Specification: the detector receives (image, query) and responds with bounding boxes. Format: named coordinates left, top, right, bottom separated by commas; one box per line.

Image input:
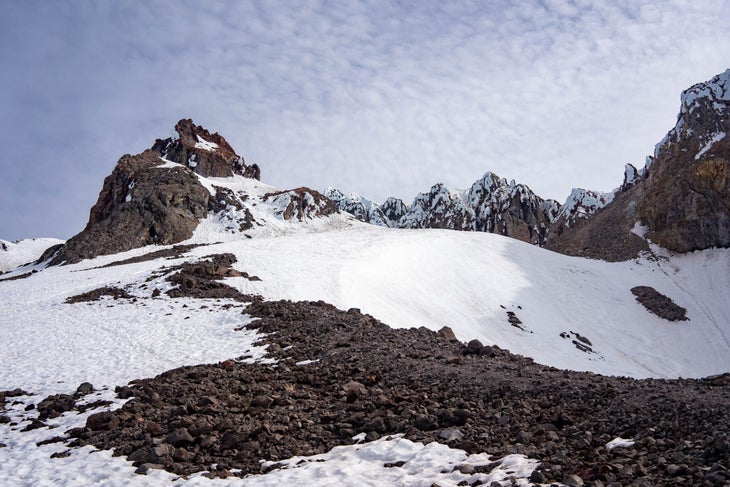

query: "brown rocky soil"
left=58, top=299, right=729, bottom=486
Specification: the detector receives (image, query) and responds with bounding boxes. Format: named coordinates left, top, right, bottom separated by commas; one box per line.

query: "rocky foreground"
left=15, top=298, right=721, bottom=486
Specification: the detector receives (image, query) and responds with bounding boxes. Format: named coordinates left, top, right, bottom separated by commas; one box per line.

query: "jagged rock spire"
left=152, top=119, right=260, bottom=180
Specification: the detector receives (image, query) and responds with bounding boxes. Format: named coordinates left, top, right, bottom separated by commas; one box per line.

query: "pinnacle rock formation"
left=327, top=173, right=561, bottom=246
left=152, top=119, right=260, bottom=179
left=50, top=120, right=262, bottom=265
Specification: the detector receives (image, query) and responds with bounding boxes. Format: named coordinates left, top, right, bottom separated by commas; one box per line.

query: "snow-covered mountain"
left=2, top=70, right=730, bottom=486
left=327, top=173, right=562, bottom=245
left=0, top=238, right=64, bottom=273
left=328, top=70, right=730, bottom=260
left=549, top=69, right=730, bottom=259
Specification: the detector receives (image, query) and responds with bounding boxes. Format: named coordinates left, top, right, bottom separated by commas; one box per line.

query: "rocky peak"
left=620, top=163, right=641, bottom=191
left=381, top=197, right=408, bottom=224
left=327, top=171, right=561, bottom=245
left=151, top=119, right=260, bottom=180
left=324, top=188, right=389, bottom=227
left=555, top=188, right=615, bottom=228
left=549, top=69, right=730, bottom=259
left=401, top=184, right=474, bottom=230
left=264, top=187, right=339, bottom=222
left=654, top=69, right=730, bottom=160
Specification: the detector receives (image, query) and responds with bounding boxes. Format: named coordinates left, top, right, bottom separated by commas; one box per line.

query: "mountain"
left=1, top=72, right=729, bottom=486
left=329, top=70, right=730, bottom=261
left=548, top=69, right=730, bottom=259
left=49, top=119, right=337, bottom=265
left=327, top=173, right=562, bottom=245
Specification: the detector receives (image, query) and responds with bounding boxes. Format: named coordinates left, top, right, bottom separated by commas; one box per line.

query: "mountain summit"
left=549, top=69, right=730, bottom=258
left=151, top=119, right=260, bottom=180
left=50, top=120, right=263, bottom=265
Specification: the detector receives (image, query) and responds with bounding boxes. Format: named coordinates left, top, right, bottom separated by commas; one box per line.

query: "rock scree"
left=64, top=299, right=729, bottom=485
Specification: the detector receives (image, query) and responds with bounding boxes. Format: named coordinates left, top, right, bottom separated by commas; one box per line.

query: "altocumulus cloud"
left=1, top=0, right=729, bottom=239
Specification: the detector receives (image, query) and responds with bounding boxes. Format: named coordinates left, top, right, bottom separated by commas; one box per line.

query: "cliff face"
left=51, top=149, right=213, bottom=265
left=635, top=70, right=730, bottom=252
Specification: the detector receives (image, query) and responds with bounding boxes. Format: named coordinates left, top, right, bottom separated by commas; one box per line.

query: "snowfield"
left=0, top=238, right=64, bottom=273
left=1, top=174, right=728, bottom=486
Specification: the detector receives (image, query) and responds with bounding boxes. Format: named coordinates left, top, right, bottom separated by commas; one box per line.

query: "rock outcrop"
left=51, top=120, right=265, bottom=265
left=151, top=119, right=260, bottom=179
left=264, top=187, right=339, bottom=222
left=636, top=69, right=730, bottom=252
left=50, top=150, right=213, bottom=265
left=549, top=69, right=730, bottom=258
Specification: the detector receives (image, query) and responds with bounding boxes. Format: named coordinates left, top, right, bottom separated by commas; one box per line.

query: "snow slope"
left=188, top=222, right=729, bottom=379
left=0, top=238, right=64, bottom=273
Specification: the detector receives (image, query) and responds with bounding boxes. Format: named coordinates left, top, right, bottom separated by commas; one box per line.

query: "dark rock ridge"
left=52, top=119, right=266, bottom=265
left=327, top=173, right=562, bottom=246
left=64, top=299, right=730, bottom=485
left=50, top=149, right=214, bottom=265
left=549, top=69, right=730, bottom=258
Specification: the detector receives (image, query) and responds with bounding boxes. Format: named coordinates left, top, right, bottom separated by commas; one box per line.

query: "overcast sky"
left=1, top=0, right=729, bottom=240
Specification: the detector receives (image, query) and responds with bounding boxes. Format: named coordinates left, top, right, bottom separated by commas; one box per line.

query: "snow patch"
left=695, top=132, right=726, bottom=160
left=195, top=134, right=219, bottom=152
left=0, top=238, right=64, bottom=273
left=631, top=221, right=649, bottom=239
left=606, top=437, right=635, bottom=450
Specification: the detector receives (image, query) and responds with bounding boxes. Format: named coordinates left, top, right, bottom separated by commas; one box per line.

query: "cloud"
left=1, top=0, right=729, bottom=239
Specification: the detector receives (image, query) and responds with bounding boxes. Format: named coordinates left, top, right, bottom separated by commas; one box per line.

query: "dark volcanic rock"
left=631, top=286, right=689, bottom=321
left=163, top=253, right=261, bottom=302
left=65, top=286, right=133, bottom=304
left=50, top=120, right=262, bottom=265
left=50, top=150, right=211, bottom=265
left=69, top=300, right=730, bottom=484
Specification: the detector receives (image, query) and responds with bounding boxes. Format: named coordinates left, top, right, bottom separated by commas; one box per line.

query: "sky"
left=1, top=0, right=729, bottom=240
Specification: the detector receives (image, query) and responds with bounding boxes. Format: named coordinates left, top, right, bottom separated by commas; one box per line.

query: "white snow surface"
left=695, top=131, right=726, bottom=160
left=0, top=238, right=64, bottom=272
left=606, top=437, right=636, bottom=451
left=194, top=134, right=219, bottom=151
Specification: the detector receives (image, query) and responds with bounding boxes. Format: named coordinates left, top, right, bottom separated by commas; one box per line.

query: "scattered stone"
left=75, top=382, right=94, bottom=397
left=64, top=299, right=730, bottom=483
left=465, top=339, right=483, bottom=355
left=563, top=473, right=585, bottom=486
left=437, top=326, right=457, bottom=341
left=439, top=429, right=464, bottom=442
